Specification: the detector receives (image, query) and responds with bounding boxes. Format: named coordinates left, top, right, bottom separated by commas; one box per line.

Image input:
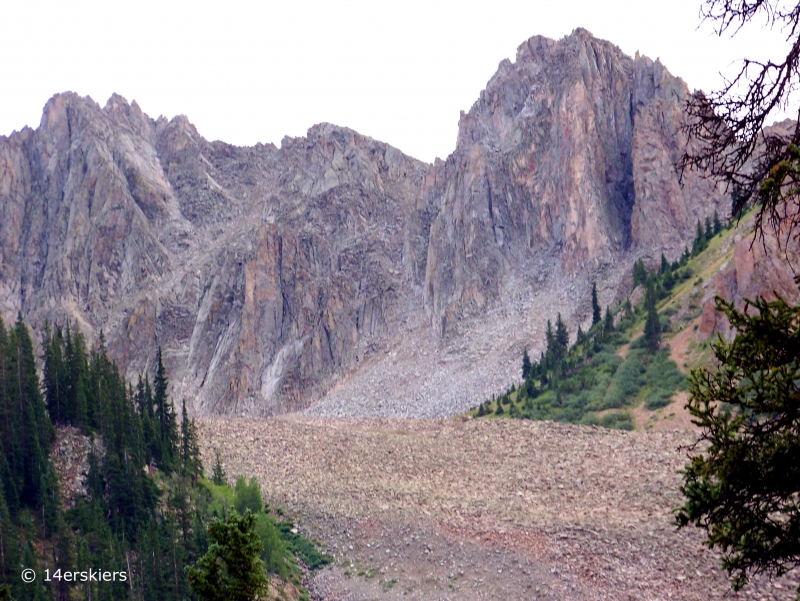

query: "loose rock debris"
left=198, top=417, right=798, bottom=600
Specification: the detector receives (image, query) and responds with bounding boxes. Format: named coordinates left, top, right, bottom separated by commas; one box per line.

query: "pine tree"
left=632, top=260, right=648, bottom=288
left=676, top=292, right=800, bottom=593
left=643, top=282, right=661, bottom=352
left=64, top=323, right=89, bottom=429
left=544, top=320, right=555, bottom=369
left=554, top=314, right=569, bottom=357
left=212, top=450, right=227, bottom=486
left=692, top=220, right=706, bottom=255
left=42, top=323, right=66, bottom=425
left=521, top=348, right=532, bottom=380
left=705, top=216, right=713, bottom=239
left=713, top=210, right=722, bottom=235
left=591, top=283, right=602, bottom=326
left=181, top=400, right=203, bottom=481
left=660, top=253, right=669, bottom=274
left=153, top=348, right=179, bottom=472
left=604, top=306, right=614, bottom=332
left=6, top=314, right=55, bottom=508
left=186, top=511, right=268, bottom=601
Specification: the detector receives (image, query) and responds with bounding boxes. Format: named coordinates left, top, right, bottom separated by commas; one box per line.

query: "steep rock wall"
left=422, top=30, right=723, bottom=333
left=0, top=29, right=728, bottom=415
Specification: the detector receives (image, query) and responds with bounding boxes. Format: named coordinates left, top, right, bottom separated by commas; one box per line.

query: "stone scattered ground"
left=199, top=416, right=798, bottom=600
left=52, top=426, right=103, bottom=509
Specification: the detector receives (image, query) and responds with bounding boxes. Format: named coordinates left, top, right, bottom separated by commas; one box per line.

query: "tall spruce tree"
left=6, top=314, right=55, bottom=508
left=153, top=348, right=179, bottom=472
left=42, top=323, right=66, bottom=425
left=591, top=283, right=602, bottom=325
left=643, top=282, right=661, bottom=352
left=521, top=348, right=532, bottom=380
left=180, top=399, right=203, bottom=481
left=554, top=314, right=569, bottom=357
left=632, top=260, right=648, bottom=287
left=212, top=450, right=227, bottom=486
left=64, top=323, right=89, bottom=429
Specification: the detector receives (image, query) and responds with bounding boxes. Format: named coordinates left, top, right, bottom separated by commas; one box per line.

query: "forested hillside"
left=0, top=317, right=326, bottom=601
left=469, top=214, right=731, bottom=429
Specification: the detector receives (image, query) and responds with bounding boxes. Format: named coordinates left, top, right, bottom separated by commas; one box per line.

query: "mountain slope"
left=462, top=209, right=800, bottom=430
left=0, top=29, right=725, bottom=416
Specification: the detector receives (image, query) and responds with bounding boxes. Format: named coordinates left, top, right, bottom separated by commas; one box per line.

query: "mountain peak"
left=1, top=31, right=724, bottom=417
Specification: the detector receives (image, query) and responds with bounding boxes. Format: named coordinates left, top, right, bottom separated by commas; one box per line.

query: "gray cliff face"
left=422, top=30, right=723, bottom=332
left=0, top=92, right=428, bottom=415
left=0, top=30, right=723, bottom=415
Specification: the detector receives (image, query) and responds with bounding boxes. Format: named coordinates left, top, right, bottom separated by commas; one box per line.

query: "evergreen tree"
left=136, top=375, right=158, bottom=466
left=186, top=511, right=268, bottom=601
left=212, top=450, right=227, bottom=486
left=643, top=282, right=661, bottom=352
left=604, top=306, right=614, bottom=332
left=5, top=314, right=55, bottom=508
left=632, top=260, right=648, bottom=288
left=521, top=348, right=532, bottom=380
left=42, top=323, right=66, bottom=425
left=544, top=320, right=555, bottom=368
left=676, top=292, right=800, bottom=593
left=64, top=323, right=89, bottom=429
left=692, top=220, right=706, bottom=255
left=153, top=348, right=179, bottom=472
left=705, top=216, right=713, bottom=239
left=713, top=210, right=722, bottom=234
left=591, top=282, right=602, bottom=325
left=660, top=253, right=669, bottom=274
left=181, top=400, right=203, bottom=481
left=554, top=314, right=569, bottom=357
left=663, top=268, right=676, bottom=291
left=576, top=325, right=585, bottom=345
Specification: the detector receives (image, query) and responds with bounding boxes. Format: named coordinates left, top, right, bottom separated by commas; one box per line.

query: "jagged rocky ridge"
left=0, top=29, right=726, bottom=416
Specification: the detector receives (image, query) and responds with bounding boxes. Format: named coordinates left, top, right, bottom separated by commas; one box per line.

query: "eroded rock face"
left=0, top=30, right=728, bottom=415
left=421, top=29, right=724, bottom=332
left=699, top=227, right=800, bottom=340
left=0, top=92, right=428, bottom=414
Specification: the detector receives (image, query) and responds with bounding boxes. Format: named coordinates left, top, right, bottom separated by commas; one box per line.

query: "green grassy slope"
left=466, top=212, right=749, bottom=430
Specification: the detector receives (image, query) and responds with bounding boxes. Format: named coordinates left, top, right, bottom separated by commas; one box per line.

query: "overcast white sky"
left=0, top=0, right=793, bottom=163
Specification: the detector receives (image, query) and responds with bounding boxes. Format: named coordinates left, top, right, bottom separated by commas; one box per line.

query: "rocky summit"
left=0, top=29, right=725, bottom=417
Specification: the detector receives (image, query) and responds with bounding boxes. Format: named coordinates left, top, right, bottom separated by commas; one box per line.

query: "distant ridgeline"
left=470, top=214, right=727, bottom=429
left=0, top=316, right=328, bottom=601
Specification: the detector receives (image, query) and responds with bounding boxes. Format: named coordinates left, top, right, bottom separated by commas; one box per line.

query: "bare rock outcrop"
left=699, top=227, right=800, bottom=340
left=1, top=30, right=730, bottom=416
left=1, top=93, right=428, bottom=415
left=422, top=29, right=723, bottom=333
